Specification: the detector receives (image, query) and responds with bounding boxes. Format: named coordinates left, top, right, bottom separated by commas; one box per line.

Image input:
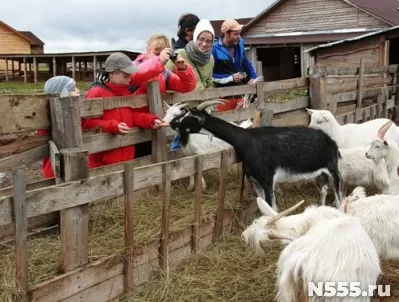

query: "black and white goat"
left=163, top=101, right=253, bottom=191
left=168, top=100, right=343, bottom=210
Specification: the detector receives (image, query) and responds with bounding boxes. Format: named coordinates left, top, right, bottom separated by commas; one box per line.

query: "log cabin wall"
left=243, top=0, right=390, bottom=36
left=314, top=36, right=383, bottom=68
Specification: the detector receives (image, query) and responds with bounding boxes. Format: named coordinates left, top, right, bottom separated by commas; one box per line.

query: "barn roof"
left=18, top=31, right=45, bottom=46
left=304, top=24, right=399, bottom=53
left=0, top=20, right=45, bottom=46
left=241, top=0, right=399, bottom=34
left=344, top=0, right=399, bottom=26
left=209, top=17, right=253, bottom=38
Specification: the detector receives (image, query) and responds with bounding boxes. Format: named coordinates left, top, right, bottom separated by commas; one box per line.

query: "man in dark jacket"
left=173, top=13, right=200, bottom=50
left=211, top=19, right=257, bottom=111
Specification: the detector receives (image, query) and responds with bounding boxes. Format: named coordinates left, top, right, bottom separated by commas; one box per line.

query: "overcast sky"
left=2, top=0, right=275, bottom=53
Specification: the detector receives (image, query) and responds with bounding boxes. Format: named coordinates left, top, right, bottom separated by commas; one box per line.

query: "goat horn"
left=266, top=199, right=305, bottom=225
left=172, top=102, right=181, bottom=107
left=377, top=120, right=394, bottom=140
left=163, top=101, right=171, bottom=108
left=196, top=99, right=226, bottom=111
left=176, top=103, right=189, bottom=109
left=268, top=231, right=296, bottom=241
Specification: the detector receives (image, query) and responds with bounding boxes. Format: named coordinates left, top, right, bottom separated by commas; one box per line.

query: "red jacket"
left=131, top=53, right=197, bottom=113
left=39, top=81, right=160, bottom=179
left=82, top=81, right=159, bottom=168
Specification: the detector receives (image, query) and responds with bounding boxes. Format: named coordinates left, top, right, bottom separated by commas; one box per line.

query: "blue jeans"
left=170, top=135, right=181, bottom=151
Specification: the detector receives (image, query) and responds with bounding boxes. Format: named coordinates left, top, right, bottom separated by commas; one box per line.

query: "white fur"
left=306, top=108, right=396, bottom=148
left=340, top=186, right=399, bottom=260
left=316, top=147, right=390, bottom=204
left=163, top=102, right=253, bottom=191
left=366, top=137, right=399, bottom=194
left=242, top=197, right=381, bottom=302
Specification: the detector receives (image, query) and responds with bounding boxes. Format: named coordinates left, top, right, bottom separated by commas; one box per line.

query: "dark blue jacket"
left=211, top=37, right=257, bottom=87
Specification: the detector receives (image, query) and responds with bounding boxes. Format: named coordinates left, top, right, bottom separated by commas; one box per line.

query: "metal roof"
left=304, top=25, right=399, bottom=53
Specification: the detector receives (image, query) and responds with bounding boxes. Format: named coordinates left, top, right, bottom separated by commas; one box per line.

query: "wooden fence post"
left=49, top=96, right=90, bottom=273
left=147, top=80, right=168, bottom=164
left=192, top=156, right=204, bottom=253
left=213, top=150, right=229, bottom=242
left=309, top=66, right=328, bottom=110
left=159, top=162, right=172, bottom=273
left=147, top=80, right=168, bottom=191
left=12, top=168, right=28, bottom=302
left=355, top=58, right=365, bottom=122
left=123, top=162, right=135, bottom=291
left=394, top=67, right=399, bottom=124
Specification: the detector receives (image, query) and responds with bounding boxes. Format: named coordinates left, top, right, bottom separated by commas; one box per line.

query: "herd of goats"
left=162, top=99, right=399, bottom=301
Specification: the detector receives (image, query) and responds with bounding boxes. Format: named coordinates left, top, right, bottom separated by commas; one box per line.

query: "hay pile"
left=0, top=165, right=253, bottom=299
left=120, top=232, right=399, bottom=302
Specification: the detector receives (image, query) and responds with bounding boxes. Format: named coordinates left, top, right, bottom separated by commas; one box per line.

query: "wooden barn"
left=239, top=0, right=399, bottom=81
left=305, top=25, right=399, bottom=68
left=0, top=20, right=45, bottom=77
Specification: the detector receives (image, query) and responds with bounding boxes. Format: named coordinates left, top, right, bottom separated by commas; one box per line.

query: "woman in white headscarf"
left=166, top=19, right=215, bottom=151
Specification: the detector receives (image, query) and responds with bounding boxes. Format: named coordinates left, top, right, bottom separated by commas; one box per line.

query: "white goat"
left=365, top=120, right=399, bottom=194
left=163, top=101, right=253, bottom=191
left=306, top=108, right=397, bottom=148
left=242, top=198, right=381, bottom=302
left=340, top=186, right=399, bottom=260
left=315, top=146, right=390, bottom=204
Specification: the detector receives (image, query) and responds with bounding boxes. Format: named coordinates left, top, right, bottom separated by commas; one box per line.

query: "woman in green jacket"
left=166, top=19, right=215, bottom=150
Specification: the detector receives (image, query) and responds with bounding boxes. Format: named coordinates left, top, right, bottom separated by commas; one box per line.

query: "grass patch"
left=0, top=81, right=91, bottom=95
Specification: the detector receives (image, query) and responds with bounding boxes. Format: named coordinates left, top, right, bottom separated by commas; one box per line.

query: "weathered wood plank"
left=0, top=134, right=49, bottom=156
left=262, top=77, right=308, bottom=92
left=0, top=148, right=238, bottom=226
left=192, top=156, right=203, bottom=252
left=328, top=86, right=395, bottom=104
left=123, top=162, right=135, bottom=291
left=0, top=94, right=52, bottom=134
left=327, top=76, right=392, bottom=94
left=0, top=145, right=48, bottom=172
left=80, top=105, right=257, bottom=154
left=310, top=67, right=328, bottom=110
left=213, top=150, right=228, bottom=242
left=60, top=149, right=90, bottom=273
left=48, top=140, right=60, bottom=180
left=12, top=168, right=29, bottom=302
left=27, top=212, right=238, bottom=302
left=264, top=97, right=309, bottom=113
left=159, top=162, right=171, bottom=271
left=311, top=65, right=398, bottom=76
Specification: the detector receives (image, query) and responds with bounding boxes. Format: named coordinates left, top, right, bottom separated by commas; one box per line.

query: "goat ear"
left=306, top=108, right=314, bottom=115
left=256, top=197, right=278, bottom=217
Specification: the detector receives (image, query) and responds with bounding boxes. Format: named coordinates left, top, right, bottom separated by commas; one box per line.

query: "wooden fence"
left=0, top=63, right=397, bottom=301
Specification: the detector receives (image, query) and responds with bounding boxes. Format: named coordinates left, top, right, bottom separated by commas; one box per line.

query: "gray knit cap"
left=44, top=76, right=76, bottom=98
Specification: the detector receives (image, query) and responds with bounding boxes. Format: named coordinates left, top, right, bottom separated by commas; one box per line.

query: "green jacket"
left=166, top=49, right=214, bottom=91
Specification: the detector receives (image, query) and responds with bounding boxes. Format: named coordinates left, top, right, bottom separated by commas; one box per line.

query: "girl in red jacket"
left=83, top=52, right=167, bottom=169
left=39, top=76, right=81, bottom=179
left=131, top=33, right=197, bottom=157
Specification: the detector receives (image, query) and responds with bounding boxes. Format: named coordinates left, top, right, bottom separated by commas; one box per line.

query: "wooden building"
left=0, top=20, right=45, bottom=76
left=0, top=50, right=141, bottom=83
left=305, top=25, right=399, bottom=68
left=239, top=0, right=399, bottom=81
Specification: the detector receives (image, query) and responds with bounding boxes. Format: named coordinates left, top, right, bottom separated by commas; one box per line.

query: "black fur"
left=170, top=108, right=342, bottom=208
